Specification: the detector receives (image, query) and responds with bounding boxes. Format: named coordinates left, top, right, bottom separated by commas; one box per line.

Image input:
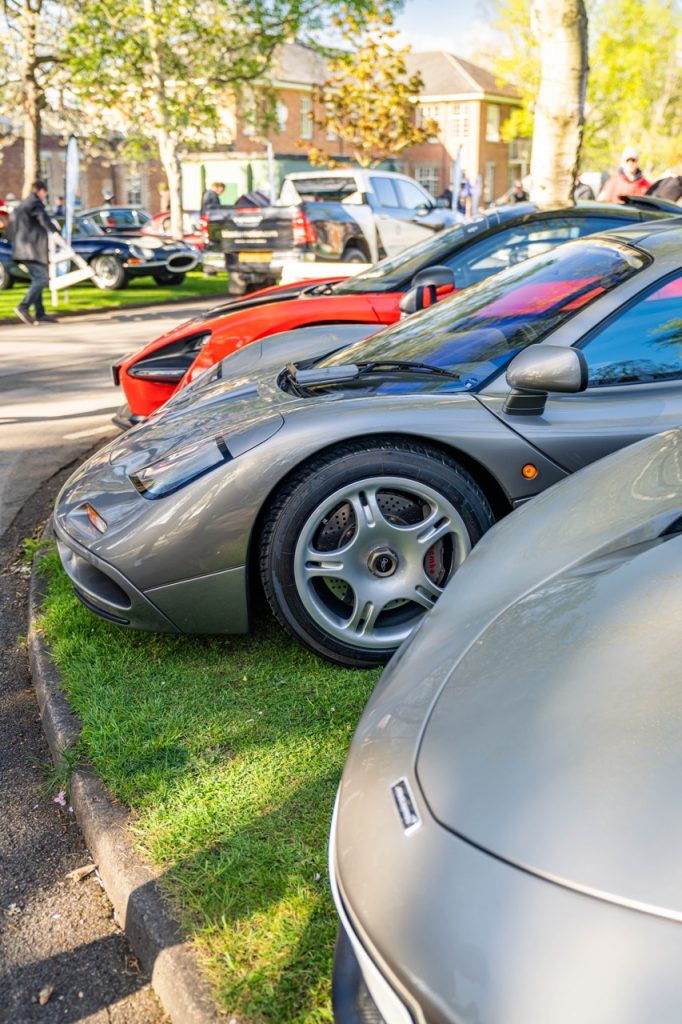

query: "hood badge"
left=391, top=778, right=422, bottom=834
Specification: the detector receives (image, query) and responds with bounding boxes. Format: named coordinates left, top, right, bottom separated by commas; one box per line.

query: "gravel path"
left=0, top=461, right=167, bottom=1024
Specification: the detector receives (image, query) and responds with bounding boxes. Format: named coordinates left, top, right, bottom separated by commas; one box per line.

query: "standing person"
left=573, top=176, right=595, bottom=200
left=598, top=147, right=650, bottom=203
left=456, top=177, right=472, bottom=219
left=54, top=196, right=65, bottom=217
left=510, top=179, right=529, bottom=202
left=9, top=179, right=61, bottom=326
left=201, top=181, right=225, bottom=213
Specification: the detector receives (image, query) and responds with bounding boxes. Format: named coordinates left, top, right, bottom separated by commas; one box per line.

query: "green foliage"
left=493, top=0, right=682, bottom=173
left=39, top=551, right=380, bottom=1021
left=308, top=1, right=436, bottom=168
left=494, top=0, right=538, bottom=142
left=584, top=0, right=682, bottom=170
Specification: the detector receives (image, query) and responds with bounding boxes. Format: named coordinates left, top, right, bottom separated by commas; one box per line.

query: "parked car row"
left=53, top=198, right=682, bottom=1023
left=0, top=208, right=199, bottom=291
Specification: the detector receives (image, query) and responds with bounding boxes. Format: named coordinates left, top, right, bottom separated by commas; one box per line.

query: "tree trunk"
left=142, top=0, right=183, bottom=238
left=21, top=1, right=42, bottom=196
left=529, top=0, right=588, bottom=205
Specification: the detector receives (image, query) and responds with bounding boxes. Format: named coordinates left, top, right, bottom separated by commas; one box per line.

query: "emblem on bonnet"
left=391, top=778, right=422, bottom=834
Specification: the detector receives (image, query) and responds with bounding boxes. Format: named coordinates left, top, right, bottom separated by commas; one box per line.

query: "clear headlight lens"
left=130, top=435, right=231, bottom=498
left=129, top=244, right=155, bottom=260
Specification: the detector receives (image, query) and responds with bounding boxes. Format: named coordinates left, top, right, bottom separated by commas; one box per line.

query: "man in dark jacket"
left=200, top=181, right=225, bottom=213
left=10, top=180, right=61, bottom=325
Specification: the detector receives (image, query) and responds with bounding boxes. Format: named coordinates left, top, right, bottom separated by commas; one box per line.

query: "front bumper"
left=330, top=800, right=416, bottom=1024
left=54, top=517, right=249, bottom=635
left=124, top=252, right=199, bottom=274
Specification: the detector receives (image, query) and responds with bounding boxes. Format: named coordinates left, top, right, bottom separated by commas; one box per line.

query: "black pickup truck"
left=204, top=169, right=456, bottom=294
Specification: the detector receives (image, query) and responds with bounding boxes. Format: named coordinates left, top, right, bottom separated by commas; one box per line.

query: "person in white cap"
left=598, top=146, right=650, bottom=203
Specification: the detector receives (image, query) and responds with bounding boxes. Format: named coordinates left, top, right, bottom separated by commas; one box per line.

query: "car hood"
left=411, top=430, right=682, bottom=918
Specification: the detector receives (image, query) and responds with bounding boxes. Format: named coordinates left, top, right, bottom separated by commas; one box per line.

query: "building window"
left=415, top=164, right=440, bottom=196
left=300, top=95, right=313, bottom=140
left=486, top=104, right=500, bottom=143
left=447, top=103, right=471, bottom=142
left=276, top=100, right=289, bottom=133
left=418, top=103, right=443, bottom=143
left=125, top=169, right=143, bottom=206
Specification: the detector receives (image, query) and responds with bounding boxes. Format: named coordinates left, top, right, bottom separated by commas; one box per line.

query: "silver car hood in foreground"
left=334, top=430, right=682, bottom=1024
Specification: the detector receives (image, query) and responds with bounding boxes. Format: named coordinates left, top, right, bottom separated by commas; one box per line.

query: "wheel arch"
left=245, top=431, right=513, bottom=612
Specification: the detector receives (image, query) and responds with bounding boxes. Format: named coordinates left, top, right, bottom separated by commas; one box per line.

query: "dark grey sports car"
left=54, top=220, right=682, bottom=666
left=330, top=427, right=682, bottom=1024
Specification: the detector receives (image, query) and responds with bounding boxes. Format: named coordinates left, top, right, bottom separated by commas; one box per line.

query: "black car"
left=0, top=215, right=199, bottom=291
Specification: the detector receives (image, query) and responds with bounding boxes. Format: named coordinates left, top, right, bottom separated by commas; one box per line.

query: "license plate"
left=238, top=251, right=272, bottom=264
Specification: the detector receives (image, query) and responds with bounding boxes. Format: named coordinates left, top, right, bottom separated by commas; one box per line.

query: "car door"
left=445, top=215, right=631, bottom=290
left=487, top=272, right=682, bottom=473
left=368, top=176, right=405, bottom=256
left=393, top=178, right=445, bottom=247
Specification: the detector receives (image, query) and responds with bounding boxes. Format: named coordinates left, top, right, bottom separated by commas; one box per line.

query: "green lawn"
left=38, top=550, right=379, bottom=1023
left=0, top=270, right=228, bottom=321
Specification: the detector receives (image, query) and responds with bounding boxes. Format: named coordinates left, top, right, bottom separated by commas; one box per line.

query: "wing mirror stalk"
left=503, top=346, right=588, bottom=416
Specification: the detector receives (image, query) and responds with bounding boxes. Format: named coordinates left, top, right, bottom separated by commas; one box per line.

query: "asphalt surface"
left=0, top=300, right=216, bottom=1023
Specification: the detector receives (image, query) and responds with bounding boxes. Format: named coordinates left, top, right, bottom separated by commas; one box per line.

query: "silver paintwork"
left=332, top=429, right=682, bottom=1024
left=505, top=343, right=587, bottom=393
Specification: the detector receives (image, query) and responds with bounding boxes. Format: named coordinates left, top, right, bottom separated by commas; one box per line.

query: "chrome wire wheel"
left=292, top=476, right=471, bottom=652
left=91, top=254, right=126, bottom=289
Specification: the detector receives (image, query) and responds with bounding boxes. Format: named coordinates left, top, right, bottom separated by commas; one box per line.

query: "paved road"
left=0, top=301, right=212, bottom=1023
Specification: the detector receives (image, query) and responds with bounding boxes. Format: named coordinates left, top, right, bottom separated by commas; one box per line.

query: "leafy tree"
left=307, top=2, right=436, bottom=168
left=585, top=0, right=682, bottom=170
left=494, top=0, right=682, bottom=176
left=0, top=0, right=69, bottom=195
left=65, top=0, right=380, bottom=237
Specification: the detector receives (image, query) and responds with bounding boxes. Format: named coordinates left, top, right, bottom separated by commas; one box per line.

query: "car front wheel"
left=260, top=440, right=495, bottom=668
left=91, top=255, right=128, bottom=290
left=153, top=269, right=186, bottom=286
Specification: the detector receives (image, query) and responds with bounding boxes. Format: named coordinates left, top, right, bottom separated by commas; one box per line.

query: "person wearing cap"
left=598, top=147, right=650, bottom=203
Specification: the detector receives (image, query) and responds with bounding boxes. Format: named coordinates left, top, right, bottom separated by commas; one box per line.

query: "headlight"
left=129, top=244, right=155, bottom=261
left=130, top=435, right=231, bottom=498
left=127, top=331, right=211, bottom=383
left=128, top=417, right=283, bottom=499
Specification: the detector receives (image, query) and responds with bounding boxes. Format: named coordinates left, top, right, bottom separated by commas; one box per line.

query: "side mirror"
left=504, top=346, right=588, bottom=416
left=399, top=283, right=437, bottom=316
left=412, top=265, right=455, bottom=290
left=415, top=203, right=432, bottom=217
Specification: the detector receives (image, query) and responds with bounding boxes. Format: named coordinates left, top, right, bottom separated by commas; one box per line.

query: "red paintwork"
left=117, top=277, right=455, bottom=419
left=142, top=211, right=205, bottom=249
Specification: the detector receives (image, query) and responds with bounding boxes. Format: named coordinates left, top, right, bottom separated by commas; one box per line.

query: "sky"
left=393, top=0, right=500, bottom=60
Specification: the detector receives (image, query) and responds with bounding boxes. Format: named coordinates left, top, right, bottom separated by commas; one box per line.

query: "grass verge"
left=0, top=270, right=227, bottom=320
left=38, top=549, right=379, bottom=1023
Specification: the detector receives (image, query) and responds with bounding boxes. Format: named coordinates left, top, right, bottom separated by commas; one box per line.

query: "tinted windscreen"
left=332, top=219, right=488, bottom=294
left=321, top=239, right=648, bottom=389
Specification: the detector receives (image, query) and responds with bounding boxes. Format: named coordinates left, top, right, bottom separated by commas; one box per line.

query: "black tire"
left=226, top=269, right=249, bottom=296
left=91, top=254, right=128, bottom=290
left=260, top=439, right=495, bottom=668
left=0, top=261, right=13, bottom=290
left=153, top=269, right=186, bottom=286
left=342, top=245, right=368, bottom=263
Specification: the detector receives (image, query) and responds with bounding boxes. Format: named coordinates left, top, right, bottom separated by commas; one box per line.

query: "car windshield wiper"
left=283, top=359, right=461, bottom=391
left=355, top=360, right=461, bottom=381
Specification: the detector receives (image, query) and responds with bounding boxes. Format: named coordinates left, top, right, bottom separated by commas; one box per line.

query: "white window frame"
left=486, top=104, right=500, bottom=143
left=414, top=164, right=440, bottom=197
left=300, top=94, right=313, bottom=140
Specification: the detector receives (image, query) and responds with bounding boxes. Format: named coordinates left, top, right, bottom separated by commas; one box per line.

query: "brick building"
left=180, top=42, right=348, bottom=208
left=0, top=134, right=166, bottom=213
left=401, top=52, right=526, bottom=202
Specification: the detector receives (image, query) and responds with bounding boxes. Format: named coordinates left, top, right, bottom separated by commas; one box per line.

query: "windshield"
left=332, top=218, right=489, bottom=294
left=73, top=218, right=104, bottom=238
left=320, top=239, right=647, bottom=390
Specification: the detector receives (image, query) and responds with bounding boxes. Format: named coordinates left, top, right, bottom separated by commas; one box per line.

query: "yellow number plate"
left=238, top=251, right=273, bottom=263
